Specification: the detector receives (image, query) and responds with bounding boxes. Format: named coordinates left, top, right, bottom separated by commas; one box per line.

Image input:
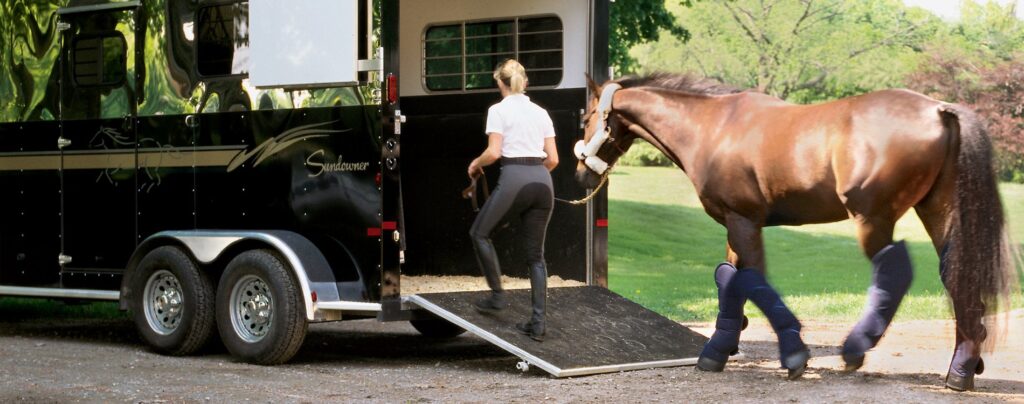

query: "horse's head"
left=574, top=76, right=635, bottom=188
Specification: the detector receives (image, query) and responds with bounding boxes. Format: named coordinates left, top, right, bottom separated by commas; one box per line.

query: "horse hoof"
left=842, top=353, right=864, bottom=373
left=784, top=350, right=810, bottom=380
left=696, top=355, right=726, bottom=372
left=945, top=357, right=984, bottom=391
left=945, top=372, right=975, bottom=391
left=741, top=315, right=749, bottom=331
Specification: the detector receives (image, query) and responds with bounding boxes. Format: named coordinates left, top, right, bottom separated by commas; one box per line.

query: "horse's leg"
left=841, top=215, right=913, bottom=371
left=914, top=182, right=986, bottom=391
left=696, top=216, right=761, bottom=372
left=699, top=214, right=809, bottom=379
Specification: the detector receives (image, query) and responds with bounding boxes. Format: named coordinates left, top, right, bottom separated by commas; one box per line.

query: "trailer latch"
left=57, top=254, right=72, bottom=266
left=57, top=137, right=71, bottom=149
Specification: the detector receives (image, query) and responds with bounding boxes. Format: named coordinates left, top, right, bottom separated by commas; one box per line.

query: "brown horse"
left=575, top=73, right=1014, bottom=390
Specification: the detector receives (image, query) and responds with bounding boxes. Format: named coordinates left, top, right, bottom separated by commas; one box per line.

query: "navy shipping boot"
left=842, top=241, right=913, bottom=371
left=731, top=268, right=810, bottom=380
left=696, top=263, right=748, bottom=372
left=939, top=242, right=987, bottom=392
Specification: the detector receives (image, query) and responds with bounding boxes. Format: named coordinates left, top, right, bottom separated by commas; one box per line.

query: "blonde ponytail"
left=493, top=59, right=528, bottom=94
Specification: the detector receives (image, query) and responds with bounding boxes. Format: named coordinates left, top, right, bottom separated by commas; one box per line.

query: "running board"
left=0, top=285, right=120, bottom=301
left=407, top=286, right=708, bottom=377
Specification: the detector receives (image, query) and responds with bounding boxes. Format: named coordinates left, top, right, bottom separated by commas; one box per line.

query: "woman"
left=468, top=59, right=558, bottom=342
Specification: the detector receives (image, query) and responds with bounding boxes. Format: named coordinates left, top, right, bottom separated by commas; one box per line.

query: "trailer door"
left=395, top=0, right=600, bottom=285
left=56, top=3, right=140, bottom=289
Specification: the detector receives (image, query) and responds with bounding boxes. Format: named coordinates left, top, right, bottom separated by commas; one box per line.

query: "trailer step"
left=0, top=285, right=120, bottom=301
left=407, top=286, right=709, bottom=377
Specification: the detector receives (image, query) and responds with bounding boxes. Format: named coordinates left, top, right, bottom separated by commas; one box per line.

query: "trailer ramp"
left=407, top=286, right=707, bottom=377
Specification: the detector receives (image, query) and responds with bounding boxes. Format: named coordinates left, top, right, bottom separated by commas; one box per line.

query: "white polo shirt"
left=484, top=94, right=556, bottom=158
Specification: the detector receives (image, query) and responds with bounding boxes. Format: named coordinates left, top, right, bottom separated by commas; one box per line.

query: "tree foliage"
left=632, top=0, right=940, bottom=103
left=909, top=51, right=1024, bottom=182
left=610, top=0, right=692, bottom=75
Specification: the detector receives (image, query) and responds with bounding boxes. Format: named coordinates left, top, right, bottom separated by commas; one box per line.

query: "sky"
left=903, top=0, right=1024, bottom=20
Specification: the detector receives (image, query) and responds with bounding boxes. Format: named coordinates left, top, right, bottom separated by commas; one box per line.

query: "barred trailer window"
left=72, top=33, right=127, bottom=87
left=423, top=16, right=563, bottom=92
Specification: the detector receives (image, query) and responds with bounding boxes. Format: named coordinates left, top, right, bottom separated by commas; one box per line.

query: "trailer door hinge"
left=57, top=137, right=71, bottom=149
left=357, top=58, right=383, bottom=72
left=394, top=110, right=406, bottom=135
left=58, top=254, right=73, bottom=266
left=57, top=21, right=71, bottom=31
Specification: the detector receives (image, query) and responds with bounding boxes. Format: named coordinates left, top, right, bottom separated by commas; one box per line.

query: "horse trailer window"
left=196, top=2, right=250, bottom=77
left=72, top=33, right=126, bottom=87
left=423, top=16, right=563, bottom=92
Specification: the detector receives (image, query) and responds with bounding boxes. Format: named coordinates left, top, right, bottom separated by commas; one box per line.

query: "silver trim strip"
left=407, top=295, right=699, bottom=377
left=0, top=285, right=120, bottom=301
left=316, top=301, right=382, bottom=312
left=556, top=358, right=695, bottom=378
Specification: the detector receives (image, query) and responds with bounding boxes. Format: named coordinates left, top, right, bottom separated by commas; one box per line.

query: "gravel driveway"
left=0, top=301, right=1021, bottom=403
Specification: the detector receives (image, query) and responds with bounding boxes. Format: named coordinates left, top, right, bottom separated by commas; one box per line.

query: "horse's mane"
left=615, top=73, right=742, bottom=96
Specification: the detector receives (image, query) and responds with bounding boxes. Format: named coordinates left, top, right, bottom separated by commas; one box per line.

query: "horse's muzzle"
left=574, top=165, right=602, bottom=189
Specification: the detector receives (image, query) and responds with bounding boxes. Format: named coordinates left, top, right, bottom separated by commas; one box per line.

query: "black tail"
left=940, top=104, right=1014, bottom=349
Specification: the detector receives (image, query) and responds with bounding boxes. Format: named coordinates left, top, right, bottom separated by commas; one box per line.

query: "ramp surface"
left=407, top=286, right=707, bottom=377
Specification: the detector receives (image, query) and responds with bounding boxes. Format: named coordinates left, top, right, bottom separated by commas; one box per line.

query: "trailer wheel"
left=410, top=318, right=466, bottom=338
left=130, top=246, right=215, bottom=356
left=216, top=249, right=307, bottom=365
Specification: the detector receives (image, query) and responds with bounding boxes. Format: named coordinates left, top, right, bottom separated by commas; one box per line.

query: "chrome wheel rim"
left=229, top=275, right=274, bottom=343
left=143, top=270, right=184, bottom=335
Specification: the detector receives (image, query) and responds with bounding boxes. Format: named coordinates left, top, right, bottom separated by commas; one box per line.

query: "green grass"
left=607, top=166, right=1024, bottom=322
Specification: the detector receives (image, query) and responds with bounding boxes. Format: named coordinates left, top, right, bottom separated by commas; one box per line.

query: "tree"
left=610, top=0, right=693, bottom=75
left=632, top=0, right=940, bottom=103
left=906, top=1, right=1024, bottom=182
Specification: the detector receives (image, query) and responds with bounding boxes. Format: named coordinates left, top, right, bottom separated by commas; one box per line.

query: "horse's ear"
left=585, top=73, right=601, bottom=96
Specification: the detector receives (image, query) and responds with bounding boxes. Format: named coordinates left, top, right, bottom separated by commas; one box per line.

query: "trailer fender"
left=121, top=230, right=342, bottom=320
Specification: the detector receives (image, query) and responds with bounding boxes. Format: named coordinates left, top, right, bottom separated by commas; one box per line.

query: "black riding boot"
left=516, top=262, right=547, bottom=341
left=471, top=233, right=508, bottom=313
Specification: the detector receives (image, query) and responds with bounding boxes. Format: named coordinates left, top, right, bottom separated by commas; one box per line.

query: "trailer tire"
left=216, top=249, right=307, bottom=365
left=410, top=318, right=467, bottom=338
left=130, top=246, right=215, bottom=356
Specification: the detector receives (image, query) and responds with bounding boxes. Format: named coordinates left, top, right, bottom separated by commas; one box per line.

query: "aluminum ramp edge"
left=406, top=294, right=696, bottom=377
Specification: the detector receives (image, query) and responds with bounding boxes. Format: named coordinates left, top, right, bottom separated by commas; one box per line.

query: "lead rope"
left=554, top=168, right=611, bottom=205
left=461, top=173, right=490, bottom=212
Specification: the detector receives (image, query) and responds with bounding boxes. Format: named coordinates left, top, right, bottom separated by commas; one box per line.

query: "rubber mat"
left=407, top=286, right=708, bottom=377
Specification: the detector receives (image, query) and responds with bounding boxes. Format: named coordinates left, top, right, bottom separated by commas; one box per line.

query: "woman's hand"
left=469, top=133, right=503, bottom=178
left=468, top=159, right=483, bottom=179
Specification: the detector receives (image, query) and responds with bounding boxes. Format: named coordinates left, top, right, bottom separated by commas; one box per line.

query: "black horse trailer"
left=0, top=0, right=707, bottom=375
